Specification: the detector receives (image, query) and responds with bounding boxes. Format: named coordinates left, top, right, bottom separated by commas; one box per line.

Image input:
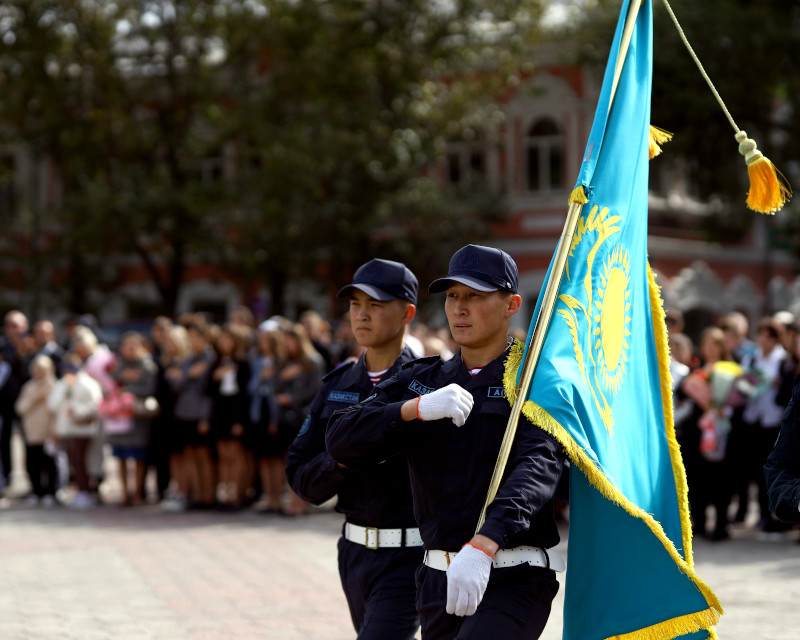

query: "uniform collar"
left=340, top=346, right=418, bottom=388
left=448, top=338, right=513, bottom=387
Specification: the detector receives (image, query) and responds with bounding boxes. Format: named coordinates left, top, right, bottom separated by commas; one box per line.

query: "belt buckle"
left=365, top=527, right=379, bottom=550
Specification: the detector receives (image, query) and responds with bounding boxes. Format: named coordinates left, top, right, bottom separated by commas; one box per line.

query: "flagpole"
left=475, top=200, right=583, bottom=532
left=609, top=0, right=642, bottom=111
left=475, top=0, right=644, bottom=534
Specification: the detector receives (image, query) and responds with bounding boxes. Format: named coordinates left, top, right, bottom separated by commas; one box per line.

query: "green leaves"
left=0, top=0, right=548, bottom=316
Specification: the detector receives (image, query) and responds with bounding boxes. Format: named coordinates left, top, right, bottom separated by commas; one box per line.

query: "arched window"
left=446, top=131, right=485, bottom=188
left=526, top=118, right=563, bottom=192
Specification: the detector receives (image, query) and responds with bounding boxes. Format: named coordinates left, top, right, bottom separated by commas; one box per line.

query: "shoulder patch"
left=297, top=414, right=311, bottom=439
left=487, top=386, right=506, bottom=399
left=327, top=390, right=361, bottom=405
left=409, top=379, right=435, bottom=396
left=322, top=360, right=355, bottom=381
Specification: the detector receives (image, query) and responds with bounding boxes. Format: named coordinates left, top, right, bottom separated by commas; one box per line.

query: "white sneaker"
left=70, top=492, right=96, bottom=510
left=160, top=495, right=187, bottom=512
left=24, top=495, right=40, bottom=507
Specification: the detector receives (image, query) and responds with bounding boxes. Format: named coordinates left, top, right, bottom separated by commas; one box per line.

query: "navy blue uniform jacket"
left=765, top=375, right=800, bottom=523
left=326, top=341, right=565, bottom=552
left=286, top=347, right=419, bottom=529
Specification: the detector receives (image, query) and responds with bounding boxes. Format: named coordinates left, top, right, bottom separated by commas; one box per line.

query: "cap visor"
left=336, top=283, right=396, bottom=301
left=428, top=275, right=499, bottom=294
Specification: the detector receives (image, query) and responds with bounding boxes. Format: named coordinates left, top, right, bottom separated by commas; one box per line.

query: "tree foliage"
left=0, top=0, right=548, bottom=317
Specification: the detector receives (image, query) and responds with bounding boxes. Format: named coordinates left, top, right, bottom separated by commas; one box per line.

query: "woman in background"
left=274, top=322, right=322, bottom=516
left=208, top=323, right=251, bottom=508
left=48, top=353, right=103, bottom=509
left=108, top=332, right=158, bottom=506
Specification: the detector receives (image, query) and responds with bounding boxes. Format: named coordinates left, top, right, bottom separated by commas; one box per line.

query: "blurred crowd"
left=1, top=303, right=797, bottom=543
left=0, top=307, right=458, bottom=514
left=667, top=307, right=800, bottom=542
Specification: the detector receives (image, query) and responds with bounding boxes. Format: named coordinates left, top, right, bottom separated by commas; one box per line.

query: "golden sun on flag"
left=556, top=204, right=624, bottom=435
left=593, top=244, right=632, bottom=396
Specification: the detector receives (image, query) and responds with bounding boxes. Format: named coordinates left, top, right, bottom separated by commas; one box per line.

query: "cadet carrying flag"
left=502, top=1, right=723, bottom=638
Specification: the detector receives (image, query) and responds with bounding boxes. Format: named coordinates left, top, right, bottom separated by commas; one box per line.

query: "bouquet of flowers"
left=698, top=361, right=743, bottom=461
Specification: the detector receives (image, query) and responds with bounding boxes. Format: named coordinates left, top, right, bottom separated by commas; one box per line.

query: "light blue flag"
left=502, top=1, right=723, bottom=638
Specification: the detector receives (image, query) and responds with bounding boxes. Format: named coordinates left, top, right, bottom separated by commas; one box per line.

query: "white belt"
left=424, top=545, right=565, bottom=572
left=344, top=522, right=423, bottom=550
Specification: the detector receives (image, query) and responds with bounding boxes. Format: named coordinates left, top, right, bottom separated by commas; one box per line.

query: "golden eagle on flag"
left=501, top=1, right=725, bottom=638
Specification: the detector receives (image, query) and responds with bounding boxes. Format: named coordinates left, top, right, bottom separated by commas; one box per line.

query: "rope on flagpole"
left=660, top=0, right=735, bottom=132
left=661, top=0, right=791, bottom=214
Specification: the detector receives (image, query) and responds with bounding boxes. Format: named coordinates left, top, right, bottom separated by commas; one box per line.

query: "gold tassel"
left=649, top=125, right=673, bottom=159
left=568, top=185, right=588, bottom=205
left=735, top=131, right=792, bottom=214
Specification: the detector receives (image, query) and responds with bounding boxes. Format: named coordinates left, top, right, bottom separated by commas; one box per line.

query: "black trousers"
left=26, top=444, right=57, bottom=497
left=0, top=410, right=15, bottom=484
left=337, top=536, right=422, bottom=640
left=415, top=562, right=559, bottom=640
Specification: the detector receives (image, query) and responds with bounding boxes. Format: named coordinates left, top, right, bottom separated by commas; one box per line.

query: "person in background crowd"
left=332, top=311, right=361, bottom=365
left=208, top=323, right=251, bottom=508
left=669, top=333, right=695, bottom=370
left=150, top=317, right=173, bottom=366
left=0, top=309, right=29, bottom=490
left=423, top=334, right=454, bottom=360
left=287, top=258, right=422, bottom=640
left=678, top=327, right=739, bottom=540
left=159, top=325, right=193, bottom=511
left=48, top=353, right=103, bottom=509
left=107, top=332, right=158, bottom=506
left=773, top=311, right=796, bottom=347
left=0, top=350, right=10, bottom=493
left=15, top=355, right=58, bottom=506
left=300, top=310, right=336, bottom=373
left=148, top=316, right=174, bottom=500
left=738, top=317, right=788, bottom=535
left=229, top=305, right=257, bottom=333
left=168, top=317, right=215, bottom=509
left=274, top=322, right=323, bottom=516
left=72, top=326, right=113, bottom=501
left=249, top=324, right=283, bottom=512
left=665, top=307, right=684, bottom=334
left=33, top=320, right=65, bottom=376
left=720, top=311, right=756, bottom=364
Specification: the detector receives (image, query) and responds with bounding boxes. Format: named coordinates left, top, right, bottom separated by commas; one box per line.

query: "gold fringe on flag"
left=648, top=125, right=673, bottom=159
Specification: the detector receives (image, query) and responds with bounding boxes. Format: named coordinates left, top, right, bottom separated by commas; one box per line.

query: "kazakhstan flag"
left=503, top=1, right=723, bottom=638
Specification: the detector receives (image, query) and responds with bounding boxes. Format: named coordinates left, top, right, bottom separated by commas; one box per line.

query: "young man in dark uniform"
left=327, top=244, right=566, bottom=640
left=764, top=374, right=800, bottom=526
left=286, top=258, right=423, bottom=640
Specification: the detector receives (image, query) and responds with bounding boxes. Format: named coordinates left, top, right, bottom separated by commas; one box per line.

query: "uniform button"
left=389, top=421, right=398, bottom=429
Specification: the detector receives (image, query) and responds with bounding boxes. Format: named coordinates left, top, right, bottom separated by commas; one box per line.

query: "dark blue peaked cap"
left=337, top=259, right=418, bottom=304
left=428, top=244, right=518, bottom=294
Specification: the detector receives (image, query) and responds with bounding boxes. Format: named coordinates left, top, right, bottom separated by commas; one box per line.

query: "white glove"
left=417, top=383, right=474, bottom=427
left=446, top=544, right=493, bottom=616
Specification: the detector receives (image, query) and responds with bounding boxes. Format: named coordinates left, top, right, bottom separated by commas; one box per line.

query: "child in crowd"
left=15, top=355, right=58, bottom=506
left=107, top=332, right=158, bottom=506
left=208, top=323, right=252, bottom=508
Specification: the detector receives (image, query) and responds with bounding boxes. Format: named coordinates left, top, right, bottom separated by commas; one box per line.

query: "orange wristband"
left=462, top=542, right=495, bottom=560
left=416, top=396, right=424, bottom=421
